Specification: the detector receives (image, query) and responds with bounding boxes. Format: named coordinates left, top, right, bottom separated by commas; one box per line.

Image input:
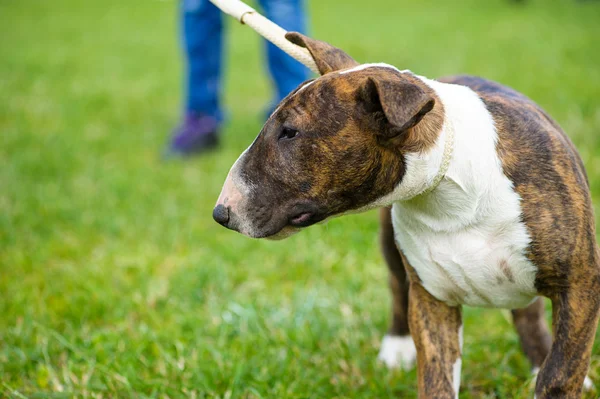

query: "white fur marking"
left=532, top=367, right=595, bottom=392
left=220, top=138, right=260, bottom=236
left=338, top=62, right=399, bottom=75
left=389, top=76, right=538, bottom=309
left=452, top=357, right=461, bottom=398
left=453, top=325, right=463, bottom=399
left=583, top=376, right=595, bottom=391
left=377, top=334, right=417, bottom=370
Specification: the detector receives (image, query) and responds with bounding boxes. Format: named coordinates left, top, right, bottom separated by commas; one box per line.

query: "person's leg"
left=167, top=0, right=224, bottom=156
left=183, top=0, right=224, bottom=120
left=258, top=0, right=310, bottom=108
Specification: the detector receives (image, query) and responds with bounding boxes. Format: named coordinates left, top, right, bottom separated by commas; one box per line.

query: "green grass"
left=1, top=0, right=600, bottom=397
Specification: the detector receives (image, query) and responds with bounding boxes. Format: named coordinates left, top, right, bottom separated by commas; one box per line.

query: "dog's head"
left=213, top=33, right=444, bottom=239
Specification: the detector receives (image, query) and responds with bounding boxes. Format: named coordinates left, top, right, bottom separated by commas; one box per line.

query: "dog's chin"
left=264, top=226, right=301, bottom=241
left=237, top=224, right=301, bottom=240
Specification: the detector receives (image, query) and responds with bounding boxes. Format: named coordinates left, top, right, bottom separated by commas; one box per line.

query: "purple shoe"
left=164, top=113, right=220, bottom=157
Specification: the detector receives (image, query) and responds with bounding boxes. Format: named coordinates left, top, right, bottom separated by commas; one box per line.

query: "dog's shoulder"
left=437, top=75, right=562, bottom=134
left=438, top=75, right=528, bottom=102
left=437, top=74, right=587, bottom=191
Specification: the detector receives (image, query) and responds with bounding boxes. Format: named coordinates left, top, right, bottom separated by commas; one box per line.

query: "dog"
left=212, top=32, right=600, bottom=398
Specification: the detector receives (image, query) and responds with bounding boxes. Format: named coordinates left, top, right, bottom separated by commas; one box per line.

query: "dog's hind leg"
left=377, top=206, right=416, bottom=370
left=511, top=297, right=552, bottom=371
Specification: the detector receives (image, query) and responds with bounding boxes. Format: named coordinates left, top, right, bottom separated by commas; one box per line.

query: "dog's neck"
left=391, top=77, right=502, bottom=232
left=392, top=106, right=455, bottom=201
left=335, top=67, right=493, bottom=218
left=368, top=75, right=460, bottom=206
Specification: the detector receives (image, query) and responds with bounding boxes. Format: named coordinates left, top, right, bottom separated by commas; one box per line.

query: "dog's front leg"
left=535, top=277, right=600, bottom=398
left=409, top=281, right=462, bottom=399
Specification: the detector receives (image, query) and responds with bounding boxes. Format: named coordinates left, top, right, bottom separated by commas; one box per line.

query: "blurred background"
left=1, top=0, right=600, bottom=397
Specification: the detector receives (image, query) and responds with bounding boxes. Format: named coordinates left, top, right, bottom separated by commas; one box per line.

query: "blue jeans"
left=182, top=0, right=309, bottom=123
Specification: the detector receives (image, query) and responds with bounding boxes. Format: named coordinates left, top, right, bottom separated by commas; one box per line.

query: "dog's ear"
left=285, top=32, right=359, bottom=75
left=360, top=75, right=435, bottom=137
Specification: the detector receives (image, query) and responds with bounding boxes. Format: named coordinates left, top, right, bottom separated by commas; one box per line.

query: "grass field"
left=1, top=0, right=600, bottom=397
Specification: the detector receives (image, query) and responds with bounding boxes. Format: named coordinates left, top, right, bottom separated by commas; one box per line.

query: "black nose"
left=213, top=204, right=230, bottom=226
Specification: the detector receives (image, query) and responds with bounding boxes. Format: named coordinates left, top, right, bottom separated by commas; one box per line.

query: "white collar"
left=388, top=118, right=455, bottom=202
left=415, top=120, right=455, bottom=198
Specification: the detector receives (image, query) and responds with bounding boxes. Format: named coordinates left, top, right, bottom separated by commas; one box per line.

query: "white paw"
left=377, top=334, right=417, bottom=370
left=583, top=375, right=595, bottom=391
left=531, top=367, right=595, bottom=392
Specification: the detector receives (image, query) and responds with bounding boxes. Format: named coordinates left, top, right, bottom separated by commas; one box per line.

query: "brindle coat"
left=378, top=73, right=600, bottom=398
left=214, top=32, right=600, bottom=398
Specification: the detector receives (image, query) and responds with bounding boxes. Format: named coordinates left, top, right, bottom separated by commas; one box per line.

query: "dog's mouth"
left=289, top=211, right=312, bottom=225
left=289, top=211, right=321, bottom=227
left=263, top=209, right=326, bottom=240
left=287, top=203, right=328, bottom=228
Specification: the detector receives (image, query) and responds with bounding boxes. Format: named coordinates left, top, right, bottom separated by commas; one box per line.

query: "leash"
left=208, top=0, right=320, bottom=74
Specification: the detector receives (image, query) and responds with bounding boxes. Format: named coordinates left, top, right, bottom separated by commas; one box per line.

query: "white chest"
left=392, top=200, right=538, bottom=308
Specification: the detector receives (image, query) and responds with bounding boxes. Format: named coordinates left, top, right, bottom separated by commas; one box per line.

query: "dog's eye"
left=279, top=127, right=299, bottom=140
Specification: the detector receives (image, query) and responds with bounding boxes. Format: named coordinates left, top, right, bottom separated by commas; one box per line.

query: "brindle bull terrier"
left=213, top=32, right=600, bottom=398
